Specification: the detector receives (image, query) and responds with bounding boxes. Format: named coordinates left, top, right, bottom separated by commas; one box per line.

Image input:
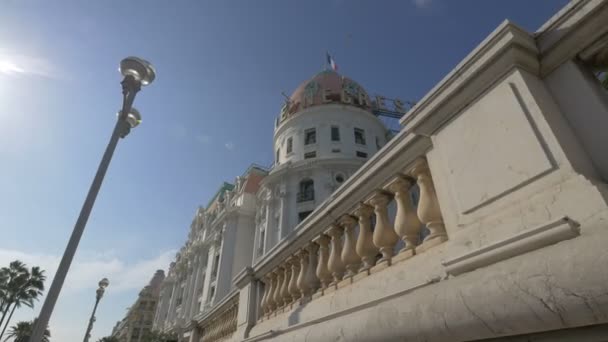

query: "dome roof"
left=280, top=70, right=372, bottom=119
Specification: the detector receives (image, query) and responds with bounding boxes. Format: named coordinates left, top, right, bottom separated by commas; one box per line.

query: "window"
left=176, top=286, right=184, bottom=306
left=211, top=254, right=220, bottom=278
left=304, top=128, right=316, bottom=145
left=298, top=211, right=313, bottom=222
left=304, top=151, right=316, bottom=159
left=132, top=329, right=140, bottom=339
left=286, top=137, right=293, bottom=154
left=297, top=179, right=314, bottom=203
left=258, top=230, right=265, bottom=256
left=376, top=136, right=381, bottom=150
left=209, top=286, right=216, bottom=300
left=356, top=151, right=368, bottom=158
left=335, top=173, right=345, bottom=184
left=276, top=149, right=280, bottom=162
left=331, top=126, right=340, bottom=142
left=331, top=148, right=341, bottom=153
left=354, top=128, right=366, bottom=145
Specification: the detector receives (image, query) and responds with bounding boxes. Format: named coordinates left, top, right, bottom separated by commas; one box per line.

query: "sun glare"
left=0, top=59, right=25, bottom=75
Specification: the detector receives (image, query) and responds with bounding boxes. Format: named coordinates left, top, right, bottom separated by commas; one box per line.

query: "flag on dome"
left=326, top=52, right=338, bottom=71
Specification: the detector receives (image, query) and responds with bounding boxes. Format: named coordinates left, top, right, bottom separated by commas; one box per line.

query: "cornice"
left=264, top=158, right=365, bottom=185
left=233, top=266, right=254, bottom=289
left=192, top=290, right=239, bottom=326
left=535, top=0, right=608, bottom=75
left=274, top=103, right=384, bottom=139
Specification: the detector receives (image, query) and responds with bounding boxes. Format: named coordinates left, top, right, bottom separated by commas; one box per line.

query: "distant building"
left=153, top=166, right=268, bottom=333
left=154, top=1, right=608, bottom=341
left=111, top=270, right=165, bottom=342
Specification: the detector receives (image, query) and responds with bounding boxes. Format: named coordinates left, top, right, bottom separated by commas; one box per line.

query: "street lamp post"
left=29, top=57, right=155, bottom=342
left=83, top=278, right=110, bottom=342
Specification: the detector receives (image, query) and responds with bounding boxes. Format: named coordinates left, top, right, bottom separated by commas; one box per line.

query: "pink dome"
left=282, top=70, right=372, bottom=117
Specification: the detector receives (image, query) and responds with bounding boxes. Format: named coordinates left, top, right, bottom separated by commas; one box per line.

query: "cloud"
left=412, top=0, right=432, bottom=8
left=224, top=142, right=235, bottom=151
left=0, top=49, right=62, bottom=79
left=195, top=134, right=211, bottom=144
left=0, top=248, right=176, bottom=293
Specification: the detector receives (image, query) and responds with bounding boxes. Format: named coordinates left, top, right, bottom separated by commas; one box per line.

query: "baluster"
left=259, top=277, right=269, bottom=315
left=305, top=242, right=320, bottom=293
left=354, top=203, right=377, bottom=272
left=387, top=176, right=421, bottom=255
left=288, top=256, right=300, bottom=302
left=273, top=267, right=285, bottom=308
left=326, top=224, right=346, bottom=284
left=313, top=235, right=332, bottom=289
left=266, top=272, right=277, bottom=313
left=369, top=191, right=399, bottom=265
left=411, top=158, right=447, bottom=249
left=296, top=248, right=311, bottom=298
left=281, top=262, right=292, bottom=304
left=339, top=215, right=361, bottom=277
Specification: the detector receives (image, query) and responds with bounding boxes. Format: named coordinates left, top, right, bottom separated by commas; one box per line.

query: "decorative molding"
left=442, top=216, right=580, bottom=276
left=242, top=277, right=439, bottom=342
left=535, top=0, right=608, bottom=75
left=233, top=266, right=255, bottom=289
left=578, top=32, right=608, bottom=63
left=264, top=157, right=364, bottom=184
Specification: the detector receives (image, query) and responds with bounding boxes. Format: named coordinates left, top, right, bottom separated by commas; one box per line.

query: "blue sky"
left=0, top=0, right=568, bottom=340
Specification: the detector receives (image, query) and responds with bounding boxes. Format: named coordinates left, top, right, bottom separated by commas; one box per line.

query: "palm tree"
left=0, top=269, right=8, bottom=312
left=0, top=261, right=28, bottom=330
left=0, top=266, right=46, bottom=339
left=4, top=319, right=50, bottom=342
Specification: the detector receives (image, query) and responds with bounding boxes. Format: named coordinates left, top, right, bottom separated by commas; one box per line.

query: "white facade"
left=153, top=167, right=267, bottom=335
left=256, top=71, right=389, bottom=259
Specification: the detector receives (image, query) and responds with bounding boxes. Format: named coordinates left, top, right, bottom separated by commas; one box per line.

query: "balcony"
left=296, top=189, right=314, bottom=203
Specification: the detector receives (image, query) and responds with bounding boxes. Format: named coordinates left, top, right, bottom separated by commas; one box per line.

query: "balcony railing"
left=296, top=189, right=314, bottom=203
left=197, top=291, right=239, bottom=342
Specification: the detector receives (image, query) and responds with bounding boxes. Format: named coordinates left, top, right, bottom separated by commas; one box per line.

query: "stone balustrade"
left=257, top=157, right=447, bottom=320
left=199, top=292, right=239, bottom=342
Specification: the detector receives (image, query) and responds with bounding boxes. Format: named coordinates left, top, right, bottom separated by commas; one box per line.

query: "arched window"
left=297, top=178, right=314, bottom=203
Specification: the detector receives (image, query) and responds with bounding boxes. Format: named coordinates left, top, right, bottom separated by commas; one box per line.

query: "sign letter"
left=375, top=96, right=387, bottom=110
left=322, top=88, right=332, bottom=103
left=394, top=99, right=406, bottom=113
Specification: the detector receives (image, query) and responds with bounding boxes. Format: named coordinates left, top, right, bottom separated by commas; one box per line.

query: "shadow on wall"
left=288, top=300, right=308, bottom=326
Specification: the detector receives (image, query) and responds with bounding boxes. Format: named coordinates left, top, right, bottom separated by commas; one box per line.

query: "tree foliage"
left=0, top=261, right=46, bottom=340
left=4, top=319, right=50, bottom=342
left=140, top=330, right=178, bottom=342
left=97, top=336, right=120, bottom=342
